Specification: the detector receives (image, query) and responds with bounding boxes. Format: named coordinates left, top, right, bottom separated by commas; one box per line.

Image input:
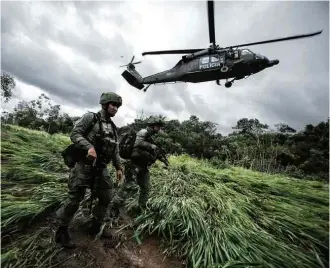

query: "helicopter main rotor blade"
left=207, top=0, right=216, bottom=46
left=142, top=49, right=204, bottom=56
left=226, top=30, right=323, bottom=49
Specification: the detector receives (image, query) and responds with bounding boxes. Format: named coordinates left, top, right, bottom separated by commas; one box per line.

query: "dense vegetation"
left=2, top=71, right=328, bottom=181
left=1, top=124, right=328, bottom=268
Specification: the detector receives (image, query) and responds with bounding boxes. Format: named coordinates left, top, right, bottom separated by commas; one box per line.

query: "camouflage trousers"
left=111, top=161, right=150, bottom=211
left=56, top=162, right=114, bottom=226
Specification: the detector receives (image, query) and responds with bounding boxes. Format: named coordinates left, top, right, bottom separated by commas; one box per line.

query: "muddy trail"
left=2, top=208, right=185, bottom=268
left=53, top=210, right=184, bottom=268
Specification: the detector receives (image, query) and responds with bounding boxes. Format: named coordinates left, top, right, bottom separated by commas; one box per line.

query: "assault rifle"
left=150, top=137, right=169, bottom=168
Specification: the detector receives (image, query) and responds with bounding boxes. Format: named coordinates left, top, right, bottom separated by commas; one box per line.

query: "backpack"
left=61, top=112, right=118, bottom=168
left=119, top=128, right=137, bottom=159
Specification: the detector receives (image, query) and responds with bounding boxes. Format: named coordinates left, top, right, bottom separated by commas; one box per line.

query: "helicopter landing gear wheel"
left=225, top=81, right=232, bottom=88
left=221, top=66, right=229, bottom=72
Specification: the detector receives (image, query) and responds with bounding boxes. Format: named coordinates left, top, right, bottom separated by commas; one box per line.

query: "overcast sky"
left=1, top=1, right=329, bottom=135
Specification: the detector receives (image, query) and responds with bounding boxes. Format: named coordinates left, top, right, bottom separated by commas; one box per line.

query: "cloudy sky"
left=1, top=0, right=329, bottom=135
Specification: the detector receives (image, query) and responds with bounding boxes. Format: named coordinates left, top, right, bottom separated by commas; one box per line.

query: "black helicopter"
left=121, top=0, right=322, bottom=92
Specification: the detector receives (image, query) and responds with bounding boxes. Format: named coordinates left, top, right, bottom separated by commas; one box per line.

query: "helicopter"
left=121, top=0, right=322, bottom=92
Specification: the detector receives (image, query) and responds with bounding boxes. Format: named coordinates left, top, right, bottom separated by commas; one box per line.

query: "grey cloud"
left=2, top=2, right=134, bottom=65
left=252, top=77, right=329, bottom=130
left=145, top=85, right=185, bottom=114
left=1, top=31, right=116, bottom=109
left=1, top=1, right=136, bottom=109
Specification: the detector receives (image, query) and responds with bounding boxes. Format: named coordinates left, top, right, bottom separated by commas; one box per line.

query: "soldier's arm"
left=70, top=112, right=95, bottom=151
left=134, top=129, right=154, bottom=150
left=112, top=142, right=124, bottom=171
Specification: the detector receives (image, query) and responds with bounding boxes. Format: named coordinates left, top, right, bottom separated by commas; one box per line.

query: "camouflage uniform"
left=55, top=92, right=124, bottom=249
left=112, top=117, right=164, bottom=213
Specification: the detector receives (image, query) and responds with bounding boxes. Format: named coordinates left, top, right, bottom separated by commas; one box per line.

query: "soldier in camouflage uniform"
left=112, top=116, right=165, bottom=215
left=55, top=92, right=124, bottom=249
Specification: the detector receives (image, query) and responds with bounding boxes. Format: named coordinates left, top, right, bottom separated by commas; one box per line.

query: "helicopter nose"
left=266, top=59, right=279, bottom=67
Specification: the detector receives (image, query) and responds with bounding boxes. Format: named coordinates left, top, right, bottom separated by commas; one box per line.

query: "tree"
left=1, top=71, right=16, bottom=103
left=46, top=104, right=61, bottom=133
left=274, top=123, right=296, bottom=133
left=232, top=118, right=269, bottom=136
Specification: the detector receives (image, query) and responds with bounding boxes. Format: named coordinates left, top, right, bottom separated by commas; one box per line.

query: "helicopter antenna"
left=207, top=0, right=216, bottom=51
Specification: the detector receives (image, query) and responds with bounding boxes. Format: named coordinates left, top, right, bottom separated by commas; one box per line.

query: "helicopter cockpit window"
left=241, top=49, right=253, bottom=56
left=210, top=56, right=219, bottom=62
left=200, top=56, right=209, bottom=65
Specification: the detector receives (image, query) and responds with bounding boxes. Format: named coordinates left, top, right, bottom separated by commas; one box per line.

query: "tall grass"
left=128, top=156, right=329, bottom=268
left=1, top=125, right=70, bottom=267
left=1, top=124, right=329, bottom=268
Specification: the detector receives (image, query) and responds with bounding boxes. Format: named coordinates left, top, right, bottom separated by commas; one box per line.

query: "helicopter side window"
left=210, top=56, right=219, bottom=63
left=234, top=50, right=239, bottom=59
left=200, top=56, right=209, bottom=65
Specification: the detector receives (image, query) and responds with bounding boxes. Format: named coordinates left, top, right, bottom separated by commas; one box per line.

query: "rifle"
left=89, top=157, right=98, bottom=215
left=150, top=137, right=169, bottom=167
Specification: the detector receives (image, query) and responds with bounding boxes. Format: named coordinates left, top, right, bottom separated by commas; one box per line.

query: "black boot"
left=87, top=218, right=102, bottom=236
left=88, top=218, right=113, bottom=238
left=55, top=226, right=76, bottom=249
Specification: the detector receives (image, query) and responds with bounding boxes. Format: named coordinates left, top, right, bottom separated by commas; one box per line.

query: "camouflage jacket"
left=133, top=127, right=155, bottom=151
left=131, top=127, right=157, bottom=164
left=70, top=109, right=123, bottom=171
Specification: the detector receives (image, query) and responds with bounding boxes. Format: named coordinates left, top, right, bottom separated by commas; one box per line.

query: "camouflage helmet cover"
left=148, top=116, right=165, bottom=126
left=99, top=92, right=122, bottom=107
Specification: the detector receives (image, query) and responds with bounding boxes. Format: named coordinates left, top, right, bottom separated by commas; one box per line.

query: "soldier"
left=55, top=92, right=124, bottom=249
left=112, top=116, right=165, bottom=216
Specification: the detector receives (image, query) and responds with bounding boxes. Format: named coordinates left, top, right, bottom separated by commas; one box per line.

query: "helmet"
left=99, top=92, right=122, bottom=107
left=147, top=116, right=165, bottom=127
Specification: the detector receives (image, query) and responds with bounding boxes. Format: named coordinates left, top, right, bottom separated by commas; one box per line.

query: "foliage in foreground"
left=129, top=156, right=329, bottom=268
left=1, top=124, right=329, bottom=268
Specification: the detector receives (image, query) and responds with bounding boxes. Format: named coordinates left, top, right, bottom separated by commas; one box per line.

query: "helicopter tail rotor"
left=121, top=56, right=144, bottom=90
left=119, top=56, right=142, bottom=68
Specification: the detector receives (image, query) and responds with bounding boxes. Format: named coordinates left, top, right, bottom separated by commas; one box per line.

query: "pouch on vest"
left=61, top=144, right=88, bottom=168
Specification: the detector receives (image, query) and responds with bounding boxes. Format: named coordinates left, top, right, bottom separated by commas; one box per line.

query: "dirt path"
left=48, top=209, right=185, bottom=268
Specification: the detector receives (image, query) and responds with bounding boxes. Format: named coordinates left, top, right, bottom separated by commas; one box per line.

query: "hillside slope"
left=1, top=124, right=329, bottom=268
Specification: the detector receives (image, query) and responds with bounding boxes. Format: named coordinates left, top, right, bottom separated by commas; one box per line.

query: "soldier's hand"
left=87, top=147, right=97, bottom=159
left=116, top=169, right=124, bottom=186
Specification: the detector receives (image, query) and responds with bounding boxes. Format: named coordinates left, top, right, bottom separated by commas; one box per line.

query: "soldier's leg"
left=55, top=162, right=88, bottom=248
left=89, top=166, right=113, bottom=235
left=136, top=168, right=150, bottom=209
left=111, top=161, right=139, bottom=210
left=111, top=180, right=136, bottom=210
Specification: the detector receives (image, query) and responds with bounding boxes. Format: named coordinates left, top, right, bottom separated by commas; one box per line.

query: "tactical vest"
left=89, top=112, right=118, bottom=164
left=61, top=112, right=118, bottom=167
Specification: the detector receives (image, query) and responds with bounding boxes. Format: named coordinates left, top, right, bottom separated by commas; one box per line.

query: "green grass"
left=1, top=124, right=329, bottom=268
left=130, top=156, right=329, bottom=268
